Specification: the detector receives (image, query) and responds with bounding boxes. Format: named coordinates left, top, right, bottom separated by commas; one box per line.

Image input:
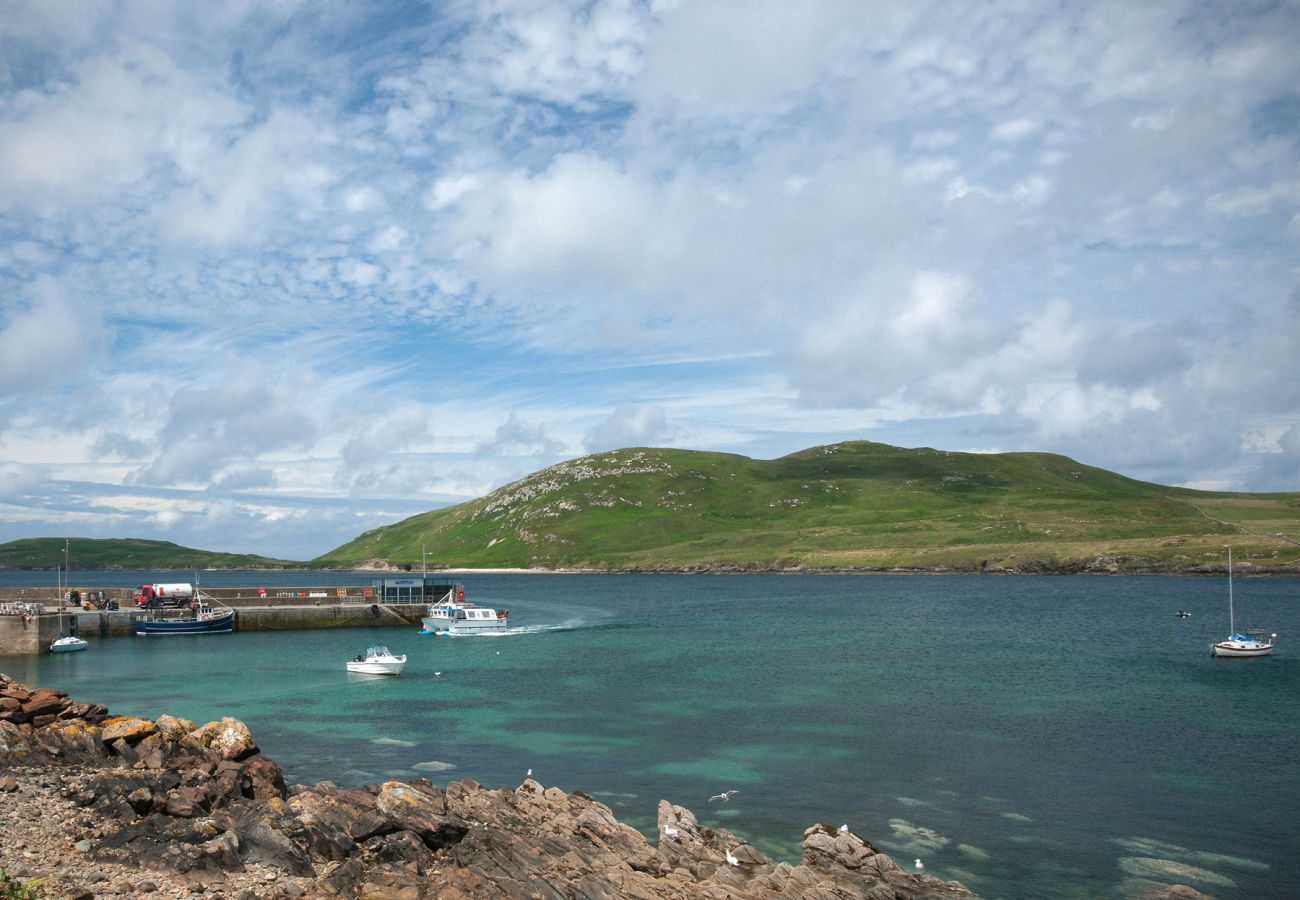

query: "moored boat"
left=421, top=584, right=509, bottom=635
left=50, top=633, right=89, bottom=653
left=347, top=645, right=407, bottom=675
left=1212, top=632, right=1276, bottom=657
left=1211, top=548, right=1276, bottom=658
left=136, top=604, right=235, bottom=636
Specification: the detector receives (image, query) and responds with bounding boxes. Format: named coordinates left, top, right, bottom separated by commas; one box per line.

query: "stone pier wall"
left=0, top=602, right=426, bottom=655
left=0, top=612, right=79, bottom=655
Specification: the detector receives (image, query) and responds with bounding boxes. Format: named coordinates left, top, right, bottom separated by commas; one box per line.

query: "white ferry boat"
left=421, top=585, right=510, bottom=635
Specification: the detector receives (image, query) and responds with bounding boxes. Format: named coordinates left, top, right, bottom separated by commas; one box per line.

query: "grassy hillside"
left=315, top=441, right=1300, bottom=572
left=0, top=537, right=298, bottom=571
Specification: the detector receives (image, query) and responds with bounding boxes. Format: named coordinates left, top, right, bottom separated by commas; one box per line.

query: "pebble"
left=0, top=763, right=299, bottom=900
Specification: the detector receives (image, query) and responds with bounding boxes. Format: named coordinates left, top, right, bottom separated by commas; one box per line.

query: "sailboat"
left=1211, top=548, right=1276, bottom=658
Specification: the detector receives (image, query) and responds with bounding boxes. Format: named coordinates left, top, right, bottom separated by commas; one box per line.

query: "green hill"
left=0, top=537, right=297, bottom=571
left=315, top=441, right=1300, bottom=573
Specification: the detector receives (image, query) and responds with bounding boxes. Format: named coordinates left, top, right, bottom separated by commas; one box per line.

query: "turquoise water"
left=6, top=571, right=1298, bottom=899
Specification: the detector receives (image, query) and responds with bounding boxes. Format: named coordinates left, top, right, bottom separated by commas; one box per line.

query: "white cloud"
left=1205, top=186, right=1274, bottom=218
left=585, top=404, right=673, bottom=452
left=1, top=0, right=1298, bottom=557
left=155, top=109, right=335, bottom=247
left=343, top=186, right=385, bottom=212
left=0, top=277, right=108, bottom=394
left=476, top=413, right=566, bottom=457
left=990, top=118, right=1040, bottom=144
left=0, top=40, right=247, bottom=216
left=425, top=174, right=483, bottom=211
left=0, top=463, right=47, bottom=501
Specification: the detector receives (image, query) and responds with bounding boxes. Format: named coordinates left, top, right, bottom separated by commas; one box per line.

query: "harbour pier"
left=0, top=577, right=451, bottom=656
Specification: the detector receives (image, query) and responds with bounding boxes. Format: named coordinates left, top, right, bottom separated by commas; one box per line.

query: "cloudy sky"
left=1, top=1, right=1298, bottom=560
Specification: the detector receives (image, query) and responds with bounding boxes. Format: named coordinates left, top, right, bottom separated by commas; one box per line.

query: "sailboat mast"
left=1227, top=547, right=1234, bottom=634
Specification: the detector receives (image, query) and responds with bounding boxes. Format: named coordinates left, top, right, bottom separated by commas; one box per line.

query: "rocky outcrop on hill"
left=0, top=674, right=985, bottom=899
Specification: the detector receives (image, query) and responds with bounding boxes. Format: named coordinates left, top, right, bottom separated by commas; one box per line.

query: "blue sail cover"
left=1230, top=633, right=1254, bottom=642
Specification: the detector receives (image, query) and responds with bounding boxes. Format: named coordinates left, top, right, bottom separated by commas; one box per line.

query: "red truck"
left=133, top=583, right=195, bottom=609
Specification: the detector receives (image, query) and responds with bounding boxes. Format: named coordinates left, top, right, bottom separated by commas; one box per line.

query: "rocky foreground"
left=1, top=673, right=981, bottom=899
left=1, top=675, right=1215, bottom=900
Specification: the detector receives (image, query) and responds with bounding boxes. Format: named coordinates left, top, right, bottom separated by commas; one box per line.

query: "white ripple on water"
left=370, top=738, right=417, bottom=747
left=590, top=791, right=640, bottom=802
left=1118, top=857, right=1236, bottom=888
left=882, top=819, right=952, bottom=854
left=412, top=760, right=457, bottom=773
left=896, top=796, right=931, bottom=808
left=957, top=843, right=990, bottom=861
left=1110, top=836, right=1270, bottom=872
left=1001, top=811, right=1033, bottom=823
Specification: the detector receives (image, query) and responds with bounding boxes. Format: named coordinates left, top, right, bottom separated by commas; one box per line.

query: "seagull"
left=915, top=859, right=924, bottom=871
left=664, top=826, right=679, bottom=839
left=838, top=824, right=849, bottom=833
left=526, top=768, right=533, bottom=777
left=725, top=848, right=740, bottom=866
left=434, top=671, right=442, bottom=676
left=708, top=790, right=739, bottom=803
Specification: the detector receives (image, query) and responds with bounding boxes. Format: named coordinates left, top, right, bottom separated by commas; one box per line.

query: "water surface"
left=6, top=571, right=1297, bottom=899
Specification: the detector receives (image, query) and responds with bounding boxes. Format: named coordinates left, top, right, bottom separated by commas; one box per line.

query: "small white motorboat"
left=50, top=634, right=89, bottom=653
left=346, top=645, right=407, bottom=675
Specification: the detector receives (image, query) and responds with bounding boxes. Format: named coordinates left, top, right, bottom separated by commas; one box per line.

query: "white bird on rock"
left=664, top=826, right=679, bottom=839
left=915, top=859, right=924, bottom=871
left=708, top=790, right=739, bottom=803
left=526, top=768, right=533, bottom=777
left=838, top=824, right=849, bottom=834
left=725, top=848, right=740, bottom=866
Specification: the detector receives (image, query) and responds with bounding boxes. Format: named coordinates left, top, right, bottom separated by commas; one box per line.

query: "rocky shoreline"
left=0, top=674, right=1219, bottom=900
left=0, top=673, right=989, bottom=899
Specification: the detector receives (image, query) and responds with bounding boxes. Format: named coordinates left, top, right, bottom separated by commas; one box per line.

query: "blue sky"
left=1, top=0, right=1298, bottom=560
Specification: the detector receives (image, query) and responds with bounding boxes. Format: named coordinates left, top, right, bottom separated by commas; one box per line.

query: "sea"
left=4, top=570, right=1297, bottom=900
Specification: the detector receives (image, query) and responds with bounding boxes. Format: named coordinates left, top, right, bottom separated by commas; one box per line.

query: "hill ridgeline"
left=316, top=441, right=1300, bottom=574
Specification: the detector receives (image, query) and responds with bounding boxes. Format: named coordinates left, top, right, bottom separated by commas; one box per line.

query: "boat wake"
left=419, top=618, right=603, bottom=637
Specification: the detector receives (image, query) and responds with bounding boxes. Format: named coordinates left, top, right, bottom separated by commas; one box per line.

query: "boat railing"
left=195, top=589, right=232, bottom=612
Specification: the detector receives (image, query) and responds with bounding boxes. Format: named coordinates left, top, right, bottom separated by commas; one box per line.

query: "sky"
left=1, top=0, right=1298, bottom=561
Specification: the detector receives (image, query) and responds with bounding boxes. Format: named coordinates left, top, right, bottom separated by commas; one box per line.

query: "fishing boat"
left=346, top=645, right=407, bottom=675
left=421, top=584, right=509, bottom=635
left=49, top=633, right=89, bottom=653
left=1211, top=549, right=1276, bottom=658
left=136, top=604, right=235, bottom=636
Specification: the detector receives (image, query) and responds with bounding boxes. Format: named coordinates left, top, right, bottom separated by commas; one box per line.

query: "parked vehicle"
left=79, top=590, right=118, bottom=611
left=133, top=583, right=194, bottom=609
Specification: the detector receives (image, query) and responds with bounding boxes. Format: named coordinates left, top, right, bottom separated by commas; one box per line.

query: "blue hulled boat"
left=136, top=605, right=235, bottom=636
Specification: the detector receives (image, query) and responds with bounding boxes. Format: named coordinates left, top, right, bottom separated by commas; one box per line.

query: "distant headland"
left=5, top=442, right=1299, bottom=576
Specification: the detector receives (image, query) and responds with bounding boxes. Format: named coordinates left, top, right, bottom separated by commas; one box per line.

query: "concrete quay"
left=0, top=601, right=426, bottom=656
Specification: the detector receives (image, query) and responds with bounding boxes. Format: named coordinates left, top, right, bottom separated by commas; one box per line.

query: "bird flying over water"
left=708, top=790, right=739, bottom=803
left=526, top=768, right=533, bottom=777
